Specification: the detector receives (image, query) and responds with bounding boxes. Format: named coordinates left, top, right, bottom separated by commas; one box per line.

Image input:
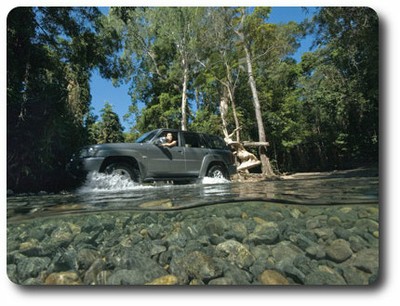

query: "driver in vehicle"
left=161, top=132, right=177, bottom=148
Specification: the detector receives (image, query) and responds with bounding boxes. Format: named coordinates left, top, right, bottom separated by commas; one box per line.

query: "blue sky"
left=90, top=7, right=318, bottom=131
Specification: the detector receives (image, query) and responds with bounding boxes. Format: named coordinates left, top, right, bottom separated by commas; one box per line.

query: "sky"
left=90, top=7, right=318, bottom=131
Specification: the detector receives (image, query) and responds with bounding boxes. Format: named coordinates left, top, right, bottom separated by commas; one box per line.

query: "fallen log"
left=242, top=141, right=270, bottom=147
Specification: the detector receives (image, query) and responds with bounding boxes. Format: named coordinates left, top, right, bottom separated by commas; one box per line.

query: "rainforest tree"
left=296, top=7, right=379, bottom=169
left=7, top=7, right=104, bottom=192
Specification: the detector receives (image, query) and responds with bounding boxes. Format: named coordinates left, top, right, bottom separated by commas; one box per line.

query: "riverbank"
left=233, top=166, right=379, bottom=182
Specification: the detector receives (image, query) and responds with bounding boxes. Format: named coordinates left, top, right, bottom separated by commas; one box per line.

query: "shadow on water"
left=7, top=168, right=379, bottom=222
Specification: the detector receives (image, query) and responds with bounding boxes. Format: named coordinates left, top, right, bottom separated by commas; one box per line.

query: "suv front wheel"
left=104, top=162, right=140, bottom=183
left=207, top=164, right=228, bottom=180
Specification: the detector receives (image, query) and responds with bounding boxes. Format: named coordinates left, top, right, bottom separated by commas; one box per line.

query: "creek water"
left=8, top=168, right=378, bottom=221
left=7, top=167, right=379, bottom=285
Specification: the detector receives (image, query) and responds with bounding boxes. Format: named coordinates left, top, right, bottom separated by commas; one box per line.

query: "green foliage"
left=293, top=7, right=379, bottom=169
left=95, top=102, right=124, bottom=143
left=190, top=108, right=222, bottom=136
left=135, top=92, right=182, bottom=131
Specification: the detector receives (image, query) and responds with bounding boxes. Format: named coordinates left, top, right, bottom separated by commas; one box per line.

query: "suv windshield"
left=135, top=130, right=158, bottom=143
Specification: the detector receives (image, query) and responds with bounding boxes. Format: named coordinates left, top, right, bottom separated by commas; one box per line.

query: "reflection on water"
left=7, top=168, right=379, bottom=285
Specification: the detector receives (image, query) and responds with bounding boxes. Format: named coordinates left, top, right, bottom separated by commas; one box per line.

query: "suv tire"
left=207, top=164, right=228, bottom=180
left=104, top=162, right=140, bottom=183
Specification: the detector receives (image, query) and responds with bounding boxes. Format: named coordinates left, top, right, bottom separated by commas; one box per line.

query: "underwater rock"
left=325, top=239, right=353, bottom=263
left=45, top=271, right=82, bottom=285
left=258, top=269, right=290, bottom=285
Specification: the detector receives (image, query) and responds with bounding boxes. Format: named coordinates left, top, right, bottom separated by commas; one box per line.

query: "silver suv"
left=68, top=129, right=236, bottom=183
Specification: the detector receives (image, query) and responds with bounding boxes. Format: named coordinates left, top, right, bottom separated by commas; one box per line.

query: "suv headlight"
left=79, top=146, right=98, bottom=158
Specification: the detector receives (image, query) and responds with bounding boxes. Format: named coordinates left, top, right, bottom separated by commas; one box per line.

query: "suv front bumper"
left=67, top=157, right=105, bottom=179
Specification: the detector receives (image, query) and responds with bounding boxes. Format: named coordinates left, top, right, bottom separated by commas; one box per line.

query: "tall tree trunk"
left=18, top=63, right=31, bottom=123
left=181, top=56, right=189, bottom=131
left=224, top=61, right=241, bottom=141
left=226, top=85, right=240, bottom=142
left=220, top=93, right=229, bottom=140
left=243, top=44, right=274, bottom=177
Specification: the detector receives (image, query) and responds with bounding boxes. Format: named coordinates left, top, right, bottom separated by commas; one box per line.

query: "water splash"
left=201, top=176, right=231, bottom=185
left=77, top=172, right=230, bottom=194
left=77, top=172, right=144, bottom=193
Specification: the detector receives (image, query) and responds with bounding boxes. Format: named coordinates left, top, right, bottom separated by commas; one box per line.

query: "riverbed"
left=7, top=167, right=379, bottom=285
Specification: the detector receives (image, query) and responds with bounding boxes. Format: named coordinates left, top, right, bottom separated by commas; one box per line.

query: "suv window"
left=135, top=130, right=158, bottom=143
left=183, top=132, right=206, bottom=148
left=205, top=135, right=227, bottom=149
left=160, top=131, right=180, bottom=146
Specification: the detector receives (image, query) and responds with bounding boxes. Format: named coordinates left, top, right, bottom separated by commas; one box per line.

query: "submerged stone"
left=325, top=239, right=353, bottom=263
left=216, top=240, right=255, bottom=269
left=145, top=274, right=178, bottom=285
left=45, top=271, right=82, bottom=285
left=259, top=269, right=290, bottom=285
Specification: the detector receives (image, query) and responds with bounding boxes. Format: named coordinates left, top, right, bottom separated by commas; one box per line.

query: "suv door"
left=146, top=131, right=186, bottom=177
left=182, top=132, right=209, bottom=176
left=167, top=132, right=186, bottom=176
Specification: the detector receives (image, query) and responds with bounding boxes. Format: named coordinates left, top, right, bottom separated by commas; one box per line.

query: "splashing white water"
left=77, top=172, right=230, bottom=194
left=77, top=172, right=148, bottom=193
left=201, top=176, right=231, bottom=185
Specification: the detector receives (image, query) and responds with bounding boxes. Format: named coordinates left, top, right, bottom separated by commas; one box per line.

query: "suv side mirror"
left=154, top=137, right=166, bottom=145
